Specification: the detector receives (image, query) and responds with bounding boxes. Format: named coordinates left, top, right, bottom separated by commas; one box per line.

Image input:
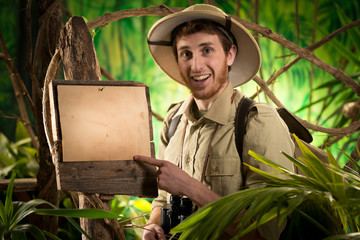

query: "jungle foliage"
left=171, top=136, right=360, bottom=239
left=0, top=0, right=359, bottom=239
left=0, top=172, right=127, bottom=240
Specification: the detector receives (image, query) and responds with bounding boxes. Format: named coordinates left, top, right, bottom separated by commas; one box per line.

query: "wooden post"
left=79, top=194, right=114, bottom=240
left=58, top=16, right=119, bottom=240
left=58, top=16, right=101, bottom=81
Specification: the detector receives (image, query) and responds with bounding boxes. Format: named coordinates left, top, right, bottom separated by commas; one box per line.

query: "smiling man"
left=176, top=31, right=236, bottom=110
left=134, top=4, right=295, bottom=240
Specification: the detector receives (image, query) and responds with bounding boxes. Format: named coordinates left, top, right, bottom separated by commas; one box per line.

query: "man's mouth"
left=192, top=74, right=210, bottom=82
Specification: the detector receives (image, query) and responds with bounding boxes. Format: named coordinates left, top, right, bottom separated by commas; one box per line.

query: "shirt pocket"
left=204, top=156, right=241, bottom=196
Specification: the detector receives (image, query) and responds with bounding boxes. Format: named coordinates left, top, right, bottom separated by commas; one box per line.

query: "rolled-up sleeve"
left=243, top=102, right=295, bottom=240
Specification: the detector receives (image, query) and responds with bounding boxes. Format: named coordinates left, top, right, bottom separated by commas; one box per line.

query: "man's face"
left=176, top=32, right=236, bottom=101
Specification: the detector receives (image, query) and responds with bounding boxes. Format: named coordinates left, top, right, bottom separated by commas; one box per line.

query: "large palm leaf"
left=0, top=172, right=124, bottom=240
left=171, top=135, right=360, bottom=239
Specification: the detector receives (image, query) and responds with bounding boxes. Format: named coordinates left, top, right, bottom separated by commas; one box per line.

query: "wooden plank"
left=0, top=178, right=38, bottom=192
left=56, top=160, right=158, bottom=197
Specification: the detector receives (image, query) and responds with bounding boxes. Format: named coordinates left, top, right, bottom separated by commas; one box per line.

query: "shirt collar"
left=174, top=82, right=236, bottom=125
left=205, top=82, right=234, bottom=124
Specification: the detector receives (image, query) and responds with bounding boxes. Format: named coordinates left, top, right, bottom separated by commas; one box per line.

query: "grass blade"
left=4, top=172, right=16, bottom=226
left=34, top=208, right=122, bottom=219
left=13, top=224, right=47, bottom=240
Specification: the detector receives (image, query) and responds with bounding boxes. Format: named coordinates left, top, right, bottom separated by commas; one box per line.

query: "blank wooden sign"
left=49, top=80, right=157, bottom=197
left=58, top=84, right=151, bottom=161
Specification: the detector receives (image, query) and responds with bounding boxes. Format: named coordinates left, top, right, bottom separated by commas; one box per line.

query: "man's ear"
left=227, top=45, right=237, bottom=67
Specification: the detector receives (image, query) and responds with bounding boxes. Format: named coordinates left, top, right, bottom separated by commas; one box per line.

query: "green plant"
left=0, top=172, right=59, bottom=240
left=171, top=135, right=360, bottom=239
left=111, top=195, right=152, bottom=240
left=0, top=121, right=39, bottom=179
left=0, top=172, right=124, bottom=240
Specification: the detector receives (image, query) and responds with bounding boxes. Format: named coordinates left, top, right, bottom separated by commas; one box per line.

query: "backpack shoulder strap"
left=235, top=96, right=254, bottom=189
left=235, top=97, right=254, bottom=161
left=167, top=103, right=183, bottom=141
left=277, top=108, right=313, bottom=143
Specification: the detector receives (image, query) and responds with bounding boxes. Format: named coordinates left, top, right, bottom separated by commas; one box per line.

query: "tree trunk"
left=58, top=16, right=115, bottom=240
left=33, top=0, right=63, bottom=235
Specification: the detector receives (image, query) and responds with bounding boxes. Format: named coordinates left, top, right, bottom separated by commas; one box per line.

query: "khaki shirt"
left=153, top=83, right=295, bottom=239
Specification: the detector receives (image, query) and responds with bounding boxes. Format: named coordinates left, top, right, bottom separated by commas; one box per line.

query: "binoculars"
left=161, top=195, right=193, bottom=236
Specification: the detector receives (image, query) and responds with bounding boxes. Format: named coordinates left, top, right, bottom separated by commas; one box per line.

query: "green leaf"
left=4, top=172, right=15, bottom=226
left=0, top=133, right=10, bottom=155
left=323, top=232, right=360, bottom=240
left=312, top=20, right=360, bottom=67
left=0, top=152, right=15, bottom=167
left=294, top=136, right=331, bottom=181
left=294, top=87, right=347, bottom=113
left=172, top=187, right=294, bottom=239
left=335, top=4, right=360, bottom=53
left=0, top=200, right=6, bottom=225
left=63, top=216, right=92, bottom=240
left=0, top=222, right=6, bottom=239
left=131, top=198, right=151, bottom=212
left=172, top=137, right=360, bottom=238
left=17, top=199, right=93, bottom=240
left=11, top=229, right=27, bottom=240
left=34, top=208, right=123, bottom=220
left=12, top=224, right=47, bottom=240
left=43, top=230, right=62, bottom=240
left=10, top=199, right=49, bottom=229
left=0, top=164, right=15, bottom=179
left=338, top=146, right=360, bottom=171
left=14, top=121, right=30, bottom=145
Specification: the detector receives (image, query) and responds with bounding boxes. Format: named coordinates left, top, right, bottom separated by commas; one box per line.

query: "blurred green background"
left=67, top=0, right=360, bottom=166
left=0, top=0, right=359, bottom=238
left=2, top=0, right=359, bottom=164
left=0, top=0, right=360, bottom=239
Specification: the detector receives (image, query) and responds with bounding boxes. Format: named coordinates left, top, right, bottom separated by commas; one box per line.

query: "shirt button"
left=213, top=166, right=219, bottom=173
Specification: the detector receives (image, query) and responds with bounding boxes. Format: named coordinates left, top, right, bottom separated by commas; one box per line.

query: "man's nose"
left=191, top=54, right=204, bottom=72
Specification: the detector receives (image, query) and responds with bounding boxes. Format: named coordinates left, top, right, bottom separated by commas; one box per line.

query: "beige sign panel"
left=47, top=80, right=157, bottom=196
left=57, top=85, right=151, bottom=161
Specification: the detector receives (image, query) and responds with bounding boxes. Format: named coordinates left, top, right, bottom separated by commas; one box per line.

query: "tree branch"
left=25, top=0, right=33, bottom=71
left=233, top=16, right=360, bottom=96
left=86, top=6, right=183, bottom=30
left=253, top=76, right=360, bottom=136
left=42, top=49, right=61, bottom=157
left=251, top=19, right=360, bottom=99
left=25, top=0, right=43, bottom=106
left=0, top=30, right=39, bottom=150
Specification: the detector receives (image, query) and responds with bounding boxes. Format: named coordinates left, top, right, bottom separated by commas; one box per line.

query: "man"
left=134, top=4, right=295, bottom=240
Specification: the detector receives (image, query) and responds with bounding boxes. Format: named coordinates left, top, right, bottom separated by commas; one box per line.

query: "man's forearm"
left=183, top=177, right=220, bottom=208
left=148, top=206, right=162, bottom=225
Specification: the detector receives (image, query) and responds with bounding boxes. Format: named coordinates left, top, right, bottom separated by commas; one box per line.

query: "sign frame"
left=48, top=80, right=158, bottom=197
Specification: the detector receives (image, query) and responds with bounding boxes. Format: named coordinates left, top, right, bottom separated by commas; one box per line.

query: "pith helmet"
left=147, top=4, right=261, bottom=87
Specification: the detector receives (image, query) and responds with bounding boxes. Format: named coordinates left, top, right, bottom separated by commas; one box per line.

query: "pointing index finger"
left=133, top=155, right=164, bottom=167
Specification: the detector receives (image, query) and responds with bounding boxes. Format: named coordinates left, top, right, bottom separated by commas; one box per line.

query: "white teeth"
left=192, top=74, right=210, bottom=81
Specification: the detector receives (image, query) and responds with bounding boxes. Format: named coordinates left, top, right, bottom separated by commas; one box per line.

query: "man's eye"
left=203, top=48, right=212, bottom=54
left=180, top=51, right=192, bottom=58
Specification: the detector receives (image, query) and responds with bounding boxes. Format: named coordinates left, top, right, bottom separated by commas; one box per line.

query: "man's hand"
left=142, top=223, right=167, bottom=240
left=141, top=207, right=167, bottom=240
left=133, top=155, right=191, bottom=196
left=133, top=155, right=221, bottom=208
